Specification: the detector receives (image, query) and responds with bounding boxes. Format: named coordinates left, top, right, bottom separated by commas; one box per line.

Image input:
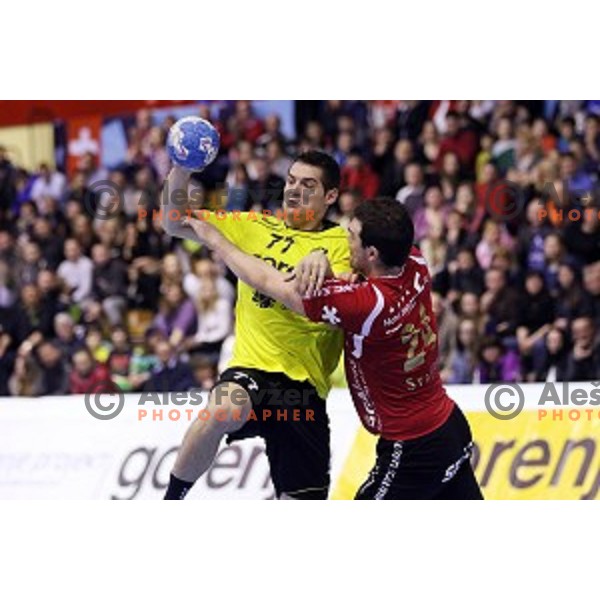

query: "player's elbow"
left=162, top=211, right=187, bottom=240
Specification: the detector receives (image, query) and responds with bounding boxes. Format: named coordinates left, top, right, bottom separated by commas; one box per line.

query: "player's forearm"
left=163, top=167, right=197, bottom=242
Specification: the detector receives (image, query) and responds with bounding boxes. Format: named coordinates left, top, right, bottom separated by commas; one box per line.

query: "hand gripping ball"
left=167, top=116, right=220, bottom=171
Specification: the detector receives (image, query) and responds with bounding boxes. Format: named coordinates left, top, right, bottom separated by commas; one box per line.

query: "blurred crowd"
left=0, top=100, right=599, bottom=396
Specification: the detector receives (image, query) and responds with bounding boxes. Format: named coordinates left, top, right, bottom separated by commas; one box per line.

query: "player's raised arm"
left=162, top=166, right=203, bottom=243
left=184, top=216, right=308, bottom=317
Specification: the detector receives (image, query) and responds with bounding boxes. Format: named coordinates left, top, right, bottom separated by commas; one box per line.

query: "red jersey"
left=302, top=247, right=454, bottom=441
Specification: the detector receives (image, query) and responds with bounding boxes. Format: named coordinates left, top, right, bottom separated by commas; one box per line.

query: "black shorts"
left=217, top=367, right=330, bottom=499
left=355, top=404, right=483, bottom=500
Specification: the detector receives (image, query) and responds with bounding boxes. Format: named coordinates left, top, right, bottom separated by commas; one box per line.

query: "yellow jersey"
left=203, top=211, right=351, bottom=399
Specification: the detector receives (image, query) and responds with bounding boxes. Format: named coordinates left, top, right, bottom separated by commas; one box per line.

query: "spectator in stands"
left=12, top=284, right=56, bottom=347
left=0, top=324, right=15, bottom=395
left=379, top=139, right=413, bottom=197
left=257, top=114, right=287, bottom=152
left=457, top=292, right=485, bottom=333
left=57, top=238, right=94, bottom=303
left=582, top=261, right=600, bottom=331
left=335, top=190, right=361, bottom=230
left=107, top=326, right=133, bottom=389
left=69, top=347, right=111, bottom=394
left=69, top=214, right=97, bottom=254
left=190, top=355, right=218, bottom=391
left=564, top=207, right=600, bottom=265
left=152, top=283, right=197, bottom=349
left=37, top=269, right=69, bottom=318
left=436, top=110, right=478, bottom=172
left=184, top=276, right=233, bottom=365
left=477, top=336, right=521, bottom=383
left=554, top=262, right=593, bottom=330
left=143, top=340, right=195, bottom=392
left=0, top=230, right=16, bottom=273
left=370, top=127, right=395, bottom=177
left=420, top=220, right=447, bottom=276
left=183, top=255, right=235, bottom=306
left=16, top=240, right=45, bottom=287
left=481, top=267, right=520, bottom=340
left=15, top=200, right=38, bottom=238
left=541, top=232, right=565, bottom=293
left=431, top=291, right=458, bottom=372
left=53, top=312, right=83, bottom=357
left=442, top=318, right=479, bottom=384
left=31, top=216, right=63, bottom=270
left=447, top=248, right=485, bottom=300
left=225, top=163, right=250, bottom=211
left=247, top=156, right=285, bottom=212
left=561, top=150, right=594, bottom=195
left=444, top=210, right=468, bottom=267
left=516, top=271, right=555, bottom=380
left=517, top=199, right=552, bottom=271
left=535, top=327, right=568, bottom=382
left=0, top=145, right=16, bottom=217
left=34, top=340, right=70, bottom=395
left=8, top=341, right=41, bottom=396
left=476, top=219, right=514, bottom=271
left=395, top=163, right=425, bottom=217
left=564, top=317, right=600, bottom=381
left=438, top=152, right=461, bottom=201
left=30, top=163, right=66, bottom=210
left=90, top=243, right=128, bottom=326
left=416, top=120, right=440, bottom=172
left=84, top=324, right=111, bottom=364
left=0, top=259, right=14, bottom=308
left=340, top=152, right=379, bottom=200
left=266, top=139, right=292, bottom=181
left=413, top=185, right=448, bottom=243
left=491, top=117, right=517, bottom=174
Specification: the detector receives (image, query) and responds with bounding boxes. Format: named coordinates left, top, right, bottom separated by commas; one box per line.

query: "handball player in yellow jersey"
left=162, top=151, right=351, bottom=499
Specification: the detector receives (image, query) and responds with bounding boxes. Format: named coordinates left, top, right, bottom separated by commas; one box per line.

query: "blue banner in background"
left=100, top=101, right=295, bottom=169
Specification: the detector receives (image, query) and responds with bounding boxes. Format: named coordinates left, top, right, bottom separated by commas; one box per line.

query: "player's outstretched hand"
left=295, top=250, right=333, bottom=297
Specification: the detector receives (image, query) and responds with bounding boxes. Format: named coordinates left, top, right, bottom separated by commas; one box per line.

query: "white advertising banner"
left=2, top=382, right=600, bottom=499
left=0, top=390, right=360, bottom=500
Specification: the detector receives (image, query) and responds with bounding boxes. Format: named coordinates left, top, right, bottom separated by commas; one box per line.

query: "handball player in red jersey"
left=184, top=198, right=483, bottom=499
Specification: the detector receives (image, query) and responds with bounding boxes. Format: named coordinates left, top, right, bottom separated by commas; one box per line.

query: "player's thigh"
left=354, top=439, right=437, bottom=500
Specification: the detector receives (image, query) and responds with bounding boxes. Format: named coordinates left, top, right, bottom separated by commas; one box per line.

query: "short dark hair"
left=354, top=198, right=415, bottom=268
left=292, top=150, right=340, bottom=192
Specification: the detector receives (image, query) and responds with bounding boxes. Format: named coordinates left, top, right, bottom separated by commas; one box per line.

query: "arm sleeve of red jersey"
left=301, top=280, right=377, bottom=333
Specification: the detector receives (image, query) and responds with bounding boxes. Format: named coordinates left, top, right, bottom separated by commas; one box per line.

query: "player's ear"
left=367, top=245, right=380, bottom=265
left=324, top=187, right=339, bottom=206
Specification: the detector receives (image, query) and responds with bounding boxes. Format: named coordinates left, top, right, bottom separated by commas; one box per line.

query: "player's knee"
left=208, top=382, right=251, bottom=431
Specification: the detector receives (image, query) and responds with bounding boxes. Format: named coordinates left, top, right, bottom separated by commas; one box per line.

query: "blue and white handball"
left=167, top=116, right=220, bottom=171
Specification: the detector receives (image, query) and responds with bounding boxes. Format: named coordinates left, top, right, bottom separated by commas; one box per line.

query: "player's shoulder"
left=407, top=246, right=427, bottom=265
left=287, top=219, right=348, bottom=241
left=318, top=219, right=348, bottom=240
left=398, top=246, right=429, bottom=278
